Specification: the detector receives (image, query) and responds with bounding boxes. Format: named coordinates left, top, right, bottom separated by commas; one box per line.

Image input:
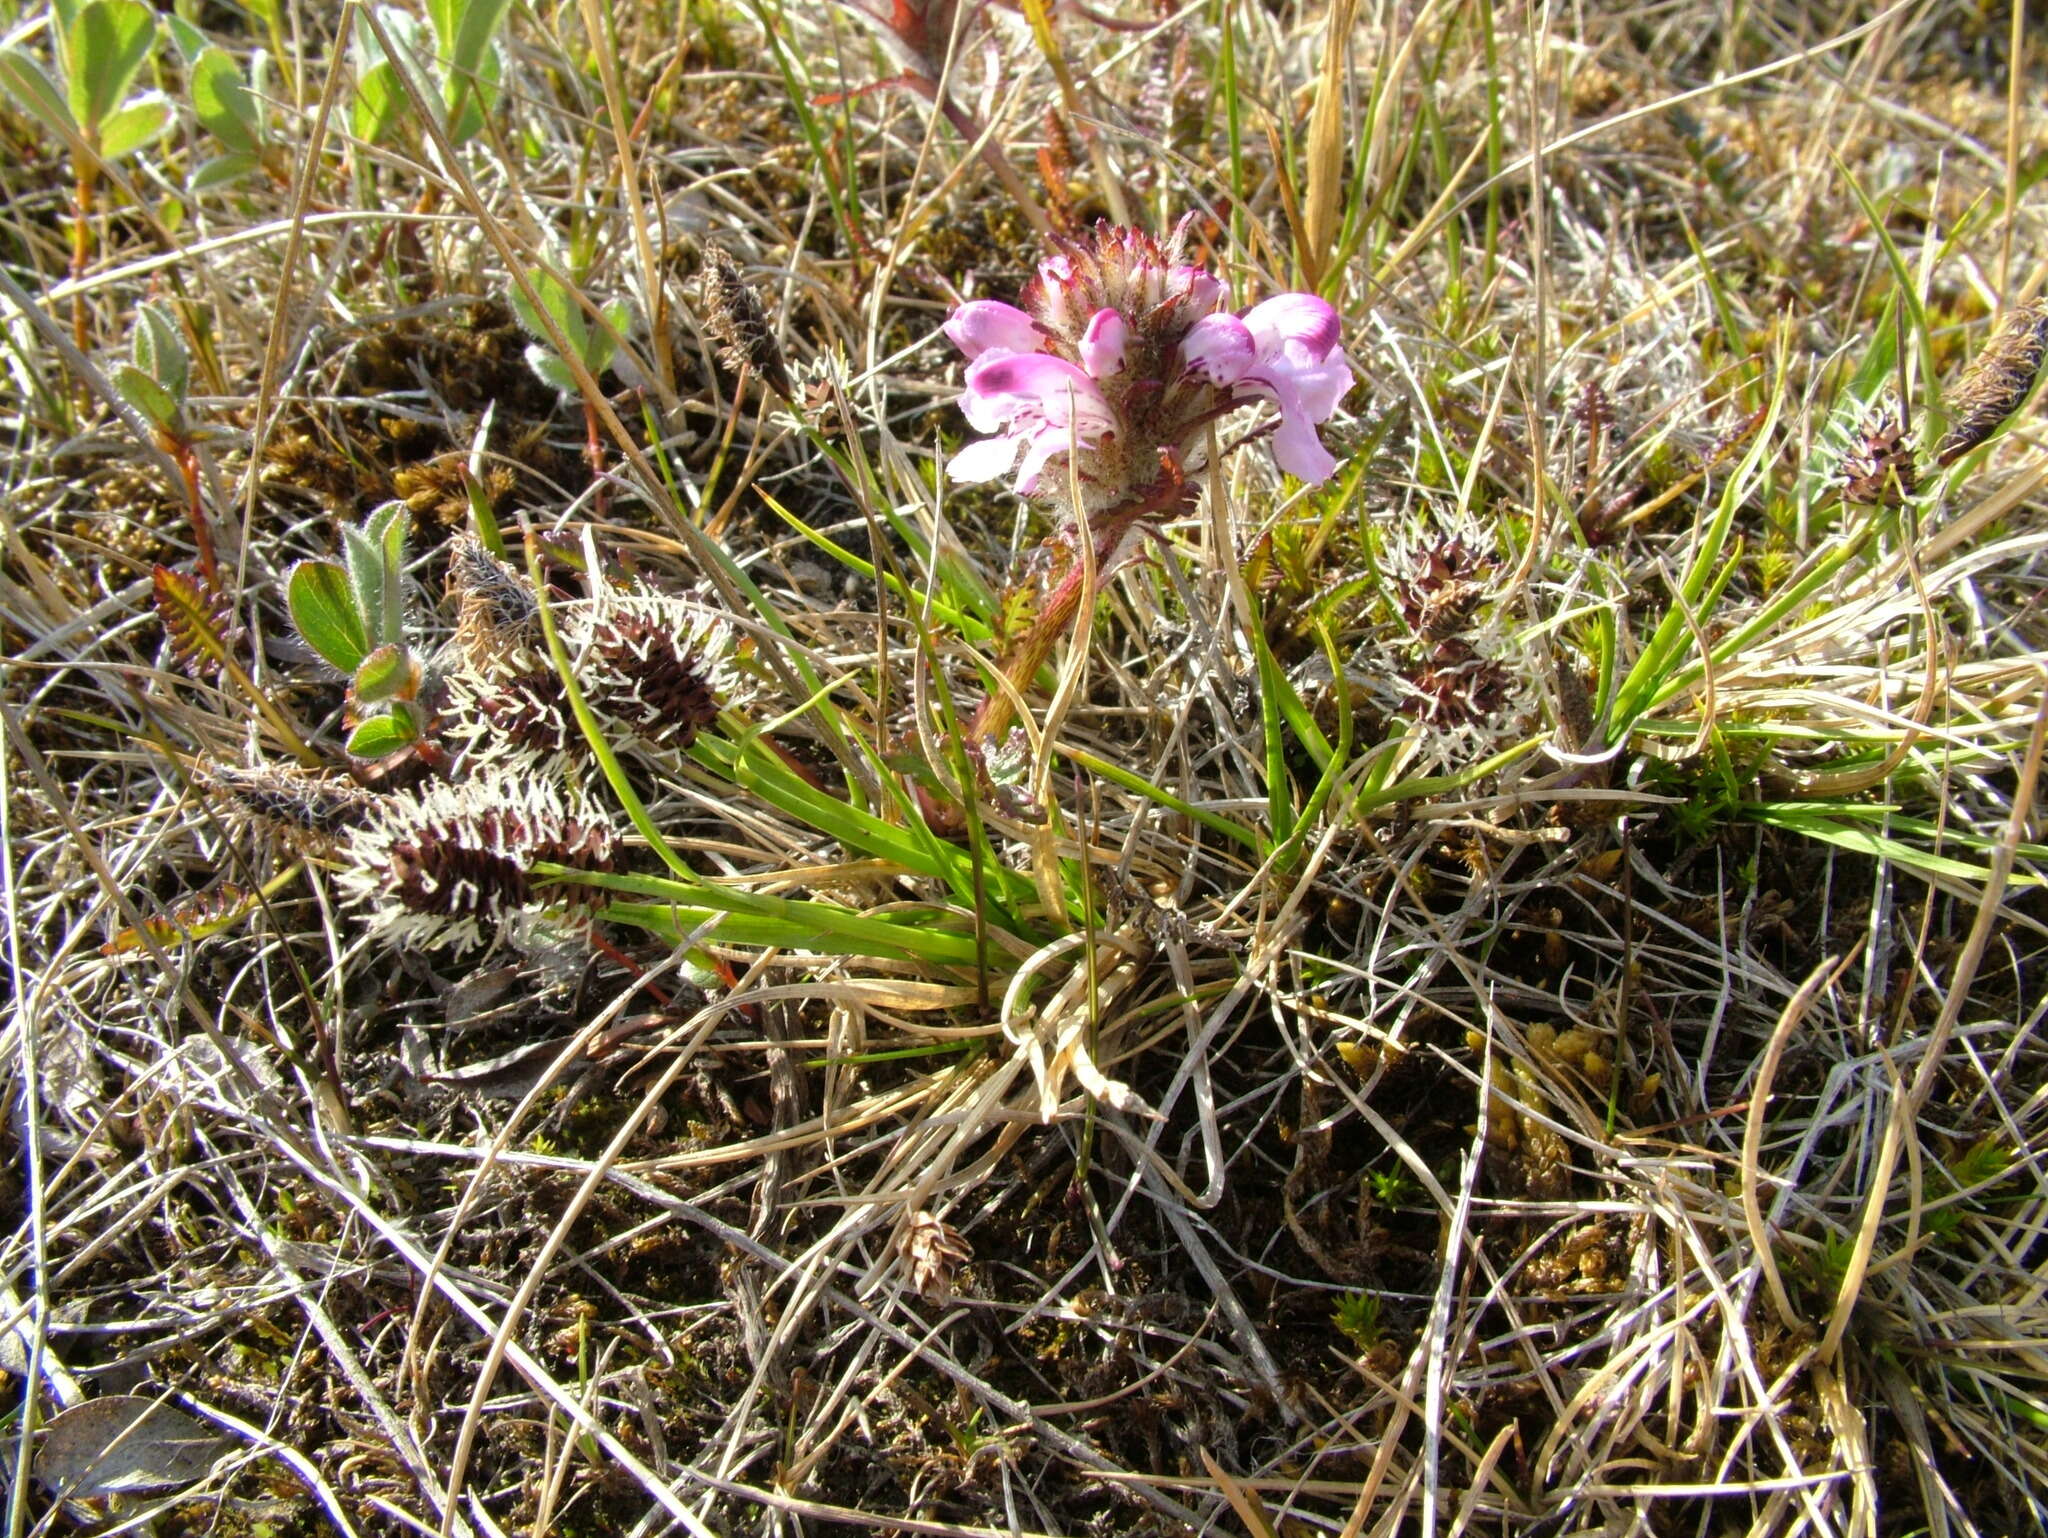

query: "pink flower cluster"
left=944, top=224, right=1354, bottom=508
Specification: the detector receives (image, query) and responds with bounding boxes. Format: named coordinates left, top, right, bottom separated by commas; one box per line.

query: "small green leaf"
left=342, top=504, right=408, bottom=651
left=350, top=5, right=427, bottom=144
left=166, top=15, right=209, bottom=64
left=189, top=150, right=261, bottom=190
left=0, top=48, right=78, bottom=141
left=523, top=344, right=577, bottom=396
left=287, top=559, right=369, bottom=673
left=438, top=0, right=512, bottom=79
left=429, top=0, right=510, bottom=143
left=510, top=268, right=585, bottom=350
left=341, top=524, right=381, bottom=637
left=132, top=304, right=189, bottom=398
left=350, top=58, right=402, bottom=144
left=113, top=364, right=179, bottom=430
left=96, top=92, right=171, bottom=158
left=351, top=643, right=419, bottom=705
left=346, top=709, right=416, bottom=759
left=584, top=297, right=630, bottom=375
left=347, top=501, right=409, bottom=648
left=67, top=0, right=158, bottom=136
left=372, top=499, right=407, bottom=573
left=190, top=46, right=259, bottom=152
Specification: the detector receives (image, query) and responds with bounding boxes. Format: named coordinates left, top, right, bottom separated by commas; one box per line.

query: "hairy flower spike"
left=944, top=220, right=1354, bottom=507
left=202, top=762, right=372, bottom=845
left=344, top=776, right=615, bottom=951
left=587, top=609, right=723, bottom=748
left=1840, top=408, right=1918, bottom=507
left=1936, top=299, right=2048, bottom=468
left=448, top=533, right=541, bottom=674
left=453, top=590, right=737, bottom=767
left=475, top=667, right=576, bottom=755
left=702, top=247, right=794, bottom=405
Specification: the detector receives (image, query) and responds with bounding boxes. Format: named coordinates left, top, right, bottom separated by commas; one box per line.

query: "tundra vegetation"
left=3, top=0, right=2047, bottom=1534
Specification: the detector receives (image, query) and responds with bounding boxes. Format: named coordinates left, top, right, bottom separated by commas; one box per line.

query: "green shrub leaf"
left=132, top=304, right=189, bottom=398
left=287, top=559, right=368, bottom=673
left=95, top=91, right=171, bottom=158
left=351, top=643, right=419, bottom=705
left=189, top=149, right=261, bottom=190
left=66, top=0, right=158, bottom=136
left=190, top=47, right=259, bottom=152
left=350, top=58, right=402, bottom=144
left=113, top=364, right=179, bottom=431
left=0, top=48, right=78, bottom=140
left=345, top=711, right=416, bottom=759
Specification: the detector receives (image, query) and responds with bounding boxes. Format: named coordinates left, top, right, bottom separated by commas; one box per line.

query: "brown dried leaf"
left=896, top=1212, right=971, bottom=1299
left=35, top=1396, right=226, bottom=1500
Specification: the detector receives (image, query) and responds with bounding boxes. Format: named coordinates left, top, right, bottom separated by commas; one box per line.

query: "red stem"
left=170, top=438, right=221, bottom=591
left=968, top=456, right=1195, bottom=748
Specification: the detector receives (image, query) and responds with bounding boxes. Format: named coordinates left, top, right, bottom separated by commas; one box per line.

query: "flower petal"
left=1035, top=253, right=1079, bottom=331
left=1289, top=349, right=1355, bottom=422
left=1237, top=364, right=1345, bottom=483
left=1181, top=314, right=1255, bottom=384
left=1170, top=263, right=1225, bottom=317
left=966, top=352, right=1116, bottom=436
left=944, top=301, right=1042, bottom=360
left=1014, top=431, right=1064, bottom=494
left=947, top=435, right=1022, bottom=483
left=1079, top=308, right=1127, bottom=377
left=1270, top=408, right=1339, bottom=483
left=959, top=384, right=1013, bottom=434
left=1243, top=293, right=1341, bottom=361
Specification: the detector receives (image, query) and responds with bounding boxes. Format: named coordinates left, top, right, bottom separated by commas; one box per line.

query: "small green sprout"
left=511, top=266, right=630, bottom=397
left=1368, top=1164, right=1419, bottom=1208
left=1332, top=1290, right=1383, bottom=1352
left=287, top=503, right=436, bottom=764
left=118, top=303, right=223, bottom=587
left=114, top=302, right=188, bottom=437
left=510, top=264, right=631, bottom=489
left=1923, top=1137, right=2019, bottom=1242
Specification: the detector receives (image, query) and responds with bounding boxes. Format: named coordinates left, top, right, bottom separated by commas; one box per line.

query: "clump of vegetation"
left=6, top=1, right=2048, bottom=1535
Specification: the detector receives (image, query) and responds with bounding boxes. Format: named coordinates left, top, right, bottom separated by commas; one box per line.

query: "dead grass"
left=4, top=0, right=2048, bottom=1534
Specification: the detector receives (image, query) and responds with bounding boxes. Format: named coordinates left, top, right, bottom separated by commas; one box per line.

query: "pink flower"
left=1078, top=309, right=1127, bottom=377
left=944, top=300, right=1042, bottom=361
left=942, top=223, right=1354, bottom=506
left=948, top=352, right=1118, bottom=493
left=1182, top=295, right=1355, bottom=482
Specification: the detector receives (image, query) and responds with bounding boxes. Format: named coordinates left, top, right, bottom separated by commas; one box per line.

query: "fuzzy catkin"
left=1937, top=299, right=2048, bottom=467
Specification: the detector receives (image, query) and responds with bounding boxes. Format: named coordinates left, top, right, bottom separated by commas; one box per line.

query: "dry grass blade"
left=6, top=1, right=2048, bottom=1535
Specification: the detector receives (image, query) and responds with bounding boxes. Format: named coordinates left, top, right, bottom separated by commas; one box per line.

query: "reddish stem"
left=583, top=926, right=673, bottom=1010
left=70, top=162, right=96, bottom=359
left=968, top=454, right=1194, bottom=748
left=583, top=397, right=610, bottom=518
left=168, top=437, right=220, bottom=590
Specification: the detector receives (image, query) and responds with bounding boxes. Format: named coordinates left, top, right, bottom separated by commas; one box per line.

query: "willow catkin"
left=344, top=776, right=615, bottom=950
left=702, top=247, right=794, bottom=405
left=1936, top=298, right=2048, bottom=467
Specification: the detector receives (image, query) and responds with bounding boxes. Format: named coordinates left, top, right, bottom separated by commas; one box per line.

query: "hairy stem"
left=968, top=460, right=1195, bottom=748
left=169, top=437, right=221, bottom=590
